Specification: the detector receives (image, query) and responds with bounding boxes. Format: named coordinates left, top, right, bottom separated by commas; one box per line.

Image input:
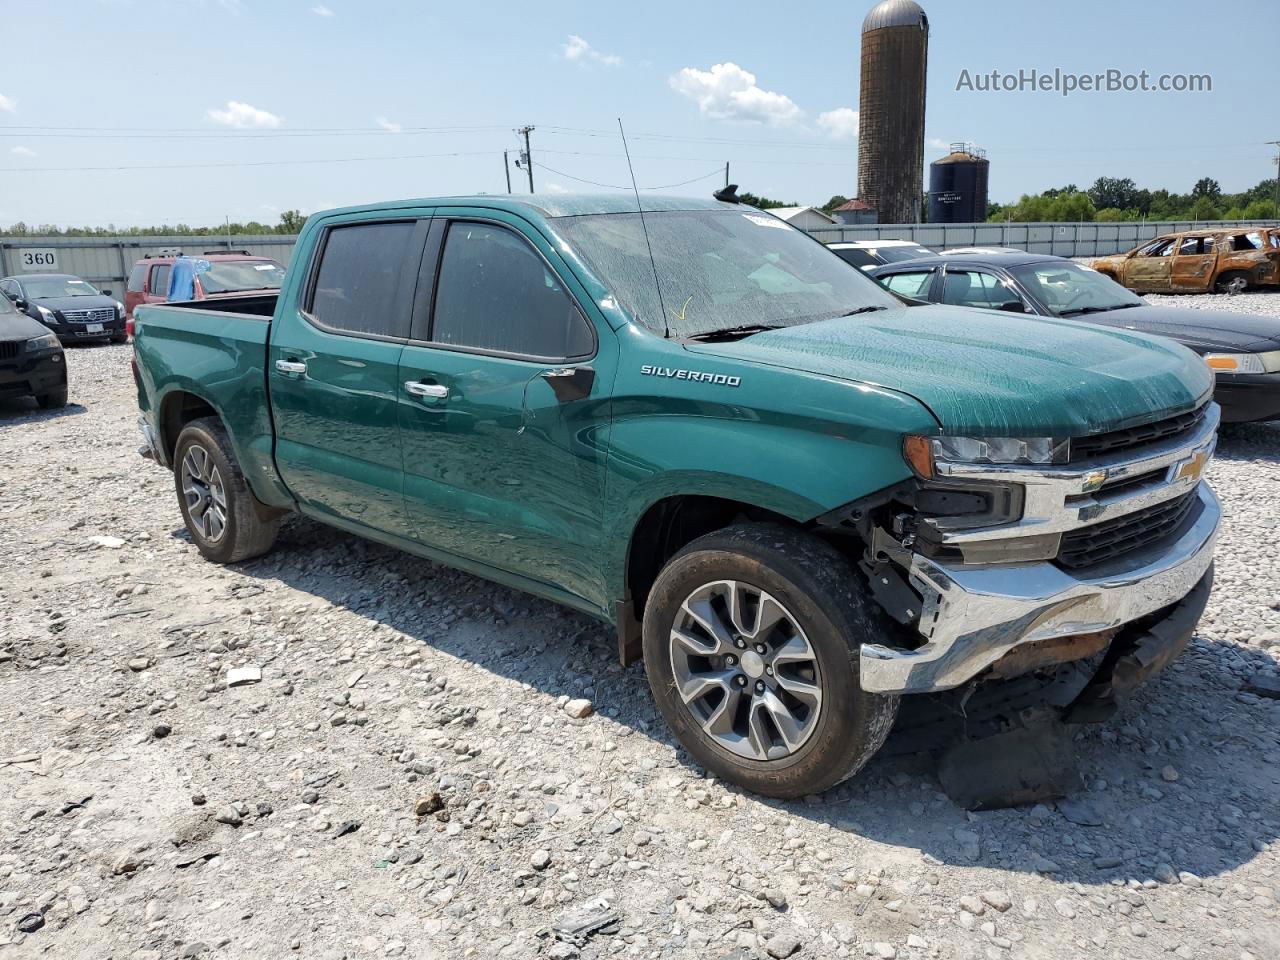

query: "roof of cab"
left=308, top=193, right=740, bottom=221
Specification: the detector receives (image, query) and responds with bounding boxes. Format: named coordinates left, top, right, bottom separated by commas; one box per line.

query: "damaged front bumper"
left=859, top=483, right=1220, bottom=695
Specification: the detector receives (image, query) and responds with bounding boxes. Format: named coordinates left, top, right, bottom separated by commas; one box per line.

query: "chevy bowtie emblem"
left=1173, top=450, right=1208, bottom=484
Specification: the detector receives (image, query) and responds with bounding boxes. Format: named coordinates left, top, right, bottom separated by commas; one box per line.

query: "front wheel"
left=642, top=523, right=900, bottom=798
left=1215, top=272, right=1248, bottom=295
left=36, top=386, right=67, bottom=409
left=173, top=417, right=281, bottom=564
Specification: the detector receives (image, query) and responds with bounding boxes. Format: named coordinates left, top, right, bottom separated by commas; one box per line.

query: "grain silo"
left=857, top=0, right=929, bottom=224
left=928, top=143, right=990, bottom=223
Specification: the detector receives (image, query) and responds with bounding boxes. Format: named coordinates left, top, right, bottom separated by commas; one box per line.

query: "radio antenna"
left=618, top=117, right=670, bottom=338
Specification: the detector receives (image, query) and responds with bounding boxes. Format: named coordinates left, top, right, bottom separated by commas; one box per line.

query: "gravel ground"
left=2, top=321, right=1279, bottom=960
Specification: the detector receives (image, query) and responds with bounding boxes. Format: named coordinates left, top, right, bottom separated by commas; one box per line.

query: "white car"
left=827, top=240, right=934, bottom=271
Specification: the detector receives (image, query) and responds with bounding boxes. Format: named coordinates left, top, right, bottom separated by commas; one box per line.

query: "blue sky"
left=2, top=0, right=1277, bottom=228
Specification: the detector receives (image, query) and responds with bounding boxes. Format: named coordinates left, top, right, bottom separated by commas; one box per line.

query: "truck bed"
left=160, top=293, right=278, bottom=318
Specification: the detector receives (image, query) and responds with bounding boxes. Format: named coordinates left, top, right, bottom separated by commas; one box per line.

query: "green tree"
left=1244, top=199, right=1278, bottom=219
left=1088, top=177, right=1140, bottom=212
left=1188, top=195, right=1221, bottom=221
left=1191, top=178, right=1221, bottom=201
left=819, top=195, right=850, bottom=214
left=736, top=192, right=795, bottom=210
left=278, top=210, right=306, bottom=233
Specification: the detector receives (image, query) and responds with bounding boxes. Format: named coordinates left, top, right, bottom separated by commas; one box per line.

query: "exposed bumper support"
left=137, top=416, right=163, bottom=465
left=859, top=482, right=1219, bottom=694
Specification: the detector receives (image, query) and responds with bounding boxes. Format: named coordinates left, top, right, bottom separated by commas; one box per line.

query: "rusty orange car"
left=1092, top=228, right=1280, bottom=294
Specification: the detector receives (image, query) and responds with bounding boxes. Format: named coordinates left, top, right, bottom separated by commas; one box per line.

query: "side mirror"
left=100, top=288, right=113, bottom=297
left=15, top=298, right=27, bottom=311
left=998, top=301, right=1026, bottom=313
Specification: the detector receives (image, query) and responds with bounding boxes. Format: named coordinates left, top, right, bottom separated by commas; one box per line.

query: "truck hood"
left=687, top=304, right=1212, bottom=436
left=1076, top=303, right=1280, bottom=353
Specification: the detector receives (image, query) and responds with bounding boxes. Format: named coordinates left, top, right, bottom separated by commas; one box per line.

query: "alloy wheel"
left=668, top=579, right=823, bottom=761
left=180, top=443, right=228, bottom=543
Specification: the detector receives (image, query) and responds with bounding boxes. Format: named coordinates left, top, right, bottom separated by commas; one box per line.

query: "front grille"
left=0, top=341, right=19, bottom=361
left=62, top=307, right=115, bottom=324
left=1058, top=490, right=1199, bottom=570
left=1070, top=405, right=1207, bottom=462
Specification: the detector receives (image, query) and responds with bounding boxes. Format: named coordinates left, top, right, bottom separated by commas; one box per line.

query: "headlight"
left=1204, top=352, right=1280, bottom=374
left=36, top=304, right=55, bottom=320
left=903, top=434, right=1069, bottom=477
left=28, top=332, right=60, bottom=350
left=114, top=299, right=125, bottom=315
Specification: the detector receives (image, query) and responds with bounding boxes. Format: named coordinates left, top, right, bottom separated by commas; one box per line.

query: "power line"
left=534, top=162, right=725, bottom=191
left=6, top=150, right=497, bottom=173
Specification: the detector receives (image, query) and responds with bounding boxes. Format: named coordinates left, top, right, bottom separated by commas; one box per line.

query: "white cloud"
left=207, top=100, right=282, bottom=129
left=928, top=137, right=950, bottom=149
left=561, top=35, right=621, bottom=67
left=670, top=63, right=801, bottom=126
left=544, top=183, right=570, bottom=195
left=375, top=116, right=402, bottom=134
left=311, top=4, right=335, bottom=15
left=10, top=146, right=37, bottom=157
left=817, top=107, right=859, bottom=140
left=0, top=93, right=15, bottom=113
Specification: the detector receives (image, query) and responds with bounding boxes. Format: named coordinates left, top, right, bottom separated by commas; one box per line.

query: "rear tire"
left=641, top=523, right=900, bottom=798
left=1215, top=272, right=1248, bottom=295
left=173, top=417, right=281, bottom=564
left=36, top=387, right=68, bottom=409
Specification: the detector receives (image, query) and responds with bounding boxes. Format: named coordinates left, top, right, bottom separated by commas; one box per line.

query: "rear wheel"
left=1215, top=272, right=1248, bottom=295
left=173, top=417, right=281, bottom=564
left=642, top=523, right=900, bottom=798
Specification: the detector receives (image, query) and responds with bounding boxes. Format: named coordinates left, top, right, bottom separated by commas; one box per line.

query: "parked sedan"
left=871, top=252, right=1280, bottom=422
left=1091, top=229, right=1280, bottom=295
left=826, top=239, right=933, bottom=271
left=0, top=273, right=127, bottom=343
left=0, top=289, right=67, bottom=408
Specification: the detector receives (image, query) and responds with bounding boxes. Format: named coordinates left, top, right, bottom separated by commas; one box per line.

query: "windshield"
left=874, top=245, right=933, bottom=263
left=200, top=260, right=286, bottom=294
left=553, top=209, right=897, bottom=338
left=1008, top=261, right=1143, bottom=315
left=23, top=277, right=99, bottom=298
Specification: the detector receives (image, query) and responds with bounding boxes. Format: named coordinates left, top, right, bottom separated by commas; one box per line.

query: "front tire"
left=1215, top=272, right=1248, bottom=295
left=36, top=386, right=68, bottom=409
left=173, top=417, right=281, bottom=564
left=642, top=523, right=900, bottom=798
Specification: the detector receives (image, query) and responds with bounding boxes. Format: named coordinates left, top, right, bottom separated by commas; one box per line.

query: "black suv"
left=0, top=288, right=67, bottom=408
left=0, top=273, right=127, bottom=344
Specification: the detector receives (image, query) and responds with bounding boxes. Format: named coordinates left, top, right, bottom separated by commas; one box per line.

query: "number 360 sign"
left=18, top=248, right=59, bottom=269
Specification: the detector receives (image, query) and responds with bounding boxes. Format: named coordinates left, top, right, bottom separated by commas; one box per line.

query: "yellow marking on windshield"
left=673, top=295, right=694, bottom=324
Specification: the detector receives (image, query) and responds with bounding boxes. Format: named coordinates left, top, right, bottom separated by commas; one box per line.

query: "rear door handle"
left=275, top=359, right=307, bottom=375
left=405, top=381, right=449, bottom=399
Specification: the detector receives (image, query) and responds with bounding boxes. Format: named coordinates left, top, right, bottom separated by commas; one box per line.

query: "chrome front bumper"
left=860, top=479, right=1220, bottom=695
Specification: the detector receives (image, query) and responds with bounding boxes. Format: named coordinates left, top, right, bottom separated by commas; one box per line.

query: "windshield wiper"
left=1059, top=303, right=1142, bottom=317
left=838, top=305, right=888, bottom=317
left=684, top=324, right=782, bottom=342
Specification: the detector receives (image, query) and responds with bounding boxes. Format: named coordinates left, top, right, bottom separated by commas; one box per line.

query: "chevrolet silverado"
left=132, top=195, right=1220, bottom=798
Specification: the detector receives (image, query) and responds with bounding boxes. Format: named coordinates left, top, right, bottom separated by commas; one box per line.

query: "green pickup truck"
left=133, top=194, right=1220, bottom=798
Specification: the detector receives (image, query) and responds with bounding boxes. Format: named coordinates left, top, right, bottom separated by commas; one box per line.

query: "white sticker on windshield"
left=253, top=264, right=276, bottom=271
left=742, top=214, right=789, bottom=230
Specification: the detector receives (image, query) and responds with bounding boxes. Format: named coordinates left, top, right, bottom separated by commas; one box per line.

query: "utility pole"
left=724, top=162, right=729, bottom=188
left=517, top=125, right=535, bottom=193
left=1269, top=141, right=1280, bottom=216
left=503, top=151, right=512, bottom=194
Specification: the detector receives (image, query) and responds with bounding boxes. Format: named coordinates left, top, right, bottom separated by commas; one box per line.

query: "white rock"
left=564, top=698, right=593, bottom=719
left=226, top=665, right=262, bottom=687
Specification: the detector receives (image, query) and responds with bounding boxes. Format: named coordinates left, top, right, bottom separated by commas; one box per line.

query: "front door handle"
left=275, top=359, right=307, bottom=375
left=405, top=381, right=449, bottom=400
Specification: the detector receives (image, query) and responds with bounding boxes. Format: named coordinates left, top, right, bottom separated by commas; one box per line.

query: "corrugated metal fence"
left=2, top=220, right=1277, bottom=289
left=0, top=235, right=298, bottom=292
left=803, top=219, right=1280, bottom=256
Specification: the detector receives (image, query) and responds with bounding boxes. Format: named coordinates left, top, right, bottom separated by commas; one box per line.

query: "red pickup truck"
left=124, top=251, right=286, bottom=321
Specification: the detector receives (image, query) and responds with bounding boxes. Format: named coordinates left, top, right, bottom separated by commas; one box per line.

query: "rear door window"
left=882, top=270, right=935, bottom=299
left=832, top=247, right=877, bottom=268
left=307, top=221, right=420, bottom=339
left=429, top=221, right=593, bottom=360
left=149, top=264, right=171, bottom=296
left=127, top=263, right=147, bottom=293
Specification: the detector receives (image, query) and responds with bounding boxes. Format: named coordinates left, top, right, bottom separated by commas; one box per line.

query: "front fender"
left=601, top=346, right=939, bottom=603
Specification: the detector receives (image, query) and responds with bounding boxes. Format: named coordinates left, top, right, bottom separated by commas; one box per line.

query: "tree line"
left=985, top=176, right=1278, bottom=223
left=1, top=210, right=307, bottom=237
